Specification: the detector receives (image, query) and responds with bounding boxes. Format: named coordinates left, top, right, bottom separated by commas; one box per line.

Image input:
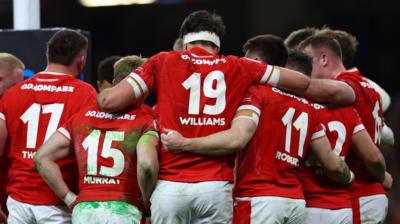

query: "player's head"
left=284, top=27, right=319, bottom=50
left=298, top=33, right=343, bottom=79
left=0, top=52, right=24, bottom=96
left=113, top=55, right=146, bottom=84
left=286, top=50, right=313, bottom=76
left=173, top=38, right=183, bottom=51
left=46, top=29, right=88, bottom=76
left=179, top=10, right=225, bottom=54
left=97, top=56, right=121, bottom=91
left=318, top=27, right=359, bottom=69
left=242, top=34, right=288, bottom=66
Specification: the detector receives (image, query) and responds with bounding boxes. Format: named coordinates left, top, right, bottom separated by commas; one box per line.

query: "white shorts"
left=150, top=180, right=233, bottom=224
left=233, top=196, right=306, bottom=224
left=352, top=194, right=388, bottom=224
left=7, top=196, right=71, bottom=224
left=305, top=207, right=352, bottom=224
left=72, top=201, right=142, bottom=224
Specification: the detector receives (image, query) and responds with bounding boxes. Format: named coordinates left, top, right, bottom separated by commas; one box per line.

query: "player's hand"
left=0, top=209, right=7, bottom=224
left=161, top=129, right=188, bottom=153
left=382, top=172, right=393, bottom=190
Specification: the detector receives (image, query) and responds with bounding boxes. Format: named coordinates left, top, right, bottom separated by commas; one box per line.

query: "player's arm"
left=33, top=132, right=76, bottom=208
left=97, top=76, right=138, bottom=113
left=304, top=79, right=355, bottom=105
left=162, top=109, right=258, bottom=156
left=136, top=131, right=159, bottom=206
left=365, top=78, right=391, bottom=112
left=273, top=66, right=311, bottom=96
left=309, top=135, right=354, bottom=185
left=351, top=129, right=386, bottom=182
left=0, top=118, right=8, bottom=157
left=0, top=208, right=6, bottom=224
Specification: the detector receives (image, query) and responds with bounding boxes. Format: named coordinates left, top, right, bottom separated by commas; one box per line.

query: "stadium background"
left=0, top=0, right=399, bottom=223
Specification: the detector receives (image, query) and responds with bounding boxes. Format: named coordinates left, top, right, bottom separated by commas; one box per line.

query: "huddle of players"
left=0, top=10, right=393, bottom=224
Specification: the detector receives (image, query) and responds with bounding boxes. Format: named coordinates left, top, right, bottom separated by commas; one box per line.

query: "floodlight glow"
left=80, top=0, right=156, bottom=7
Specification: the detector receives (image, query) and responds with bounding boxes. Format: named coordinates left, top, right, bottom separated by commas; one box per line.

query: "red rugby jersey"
left=59, top=104, right=157, bottom=211
left=234, top=86, right=325, bottom=199
left=129, top=47, right=277, bottom=182
left=336, top=68, right=385, bottom=197
left=1, top=72, right=97, bottom=205
left=300, top=106, right=364, bottom=209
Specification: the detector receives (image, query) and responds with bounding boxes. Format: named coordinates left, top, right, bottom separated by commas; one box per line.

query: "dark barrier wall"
left=0, top=28, right=93, bottom=85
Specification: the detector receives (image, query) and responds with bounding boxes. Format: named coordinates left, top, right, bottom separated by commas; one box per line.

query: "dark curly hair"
left=47, top=29, right=88, bottom=66
left=243, top=34, right=288, bottom=66
left=179, top=10, right=225, bottom=47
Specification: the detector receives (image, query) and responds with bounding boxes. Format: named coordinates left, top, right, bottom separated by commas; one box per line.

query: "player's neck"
left=186, top=44, right=218, bottom=55
left=44, top=63, right=78, bottom=77
left=328, top=63, right=346, bottom=79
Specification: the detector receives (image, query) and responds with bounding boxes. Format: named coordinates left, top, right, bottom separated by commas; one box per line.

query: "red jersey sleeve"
left=350, top=107, right=365, bottom=134
left=57, top=115, right=75, bottom=141
left=237, top=86, right=262, bottom=114
left=238, top=57, right=276, bottom=86
left=310, top=113, right=326, bottom=140
left=128, top=53, right=165, bottom=99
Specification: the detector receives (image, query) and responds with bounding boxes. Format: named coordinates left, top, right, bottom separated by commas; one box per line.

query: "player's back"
left=300, top=106, right=363, bottom=209
left=1, top=72, right=97, bottom=205
left=336, top=68, right=385, bottom=197
left=142, top=47, right=271, bottom=182
left=59, top=104, right=156, bottom=211
left=234, top=86, right=324, bottom=199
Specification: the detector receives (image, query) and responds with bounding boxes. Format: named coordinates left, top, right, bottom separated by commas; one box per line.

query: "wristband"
left=63, top=191, right=77, bottom=207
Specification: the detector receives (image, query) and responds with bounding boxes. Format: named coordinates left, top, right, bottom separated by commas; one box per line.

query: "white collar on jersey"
left=182, top=31, right=220, bottom=48
left=38, top=71, right=72, bottom=76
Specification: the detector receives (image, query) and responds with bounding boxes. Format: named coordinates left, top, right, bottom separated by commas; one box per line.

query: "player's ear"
left=320, top=53, right=328, bottom=67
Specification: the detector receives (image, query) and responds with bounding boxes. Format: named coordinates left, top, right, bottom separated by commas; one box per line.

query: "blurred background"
left=0, top=0, right=399, bottom=223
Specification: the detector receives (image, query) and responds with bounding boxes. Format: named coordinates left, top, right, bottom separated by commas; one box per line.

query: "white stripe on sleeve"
left=0, top=112, right=5, bottom=121
left=58, top=127, right=71, bottom=140
left=129, top=72, right=149, bottom=95
left=353, top=124, right=365, bottom=134
left=311, top=130, right=326, bottom=140
left=236, top=105, right=261, bottom=115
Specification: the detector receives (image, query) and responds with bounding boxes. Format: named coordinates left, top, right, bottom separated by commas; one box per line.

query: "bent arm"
left=310, top=136, right=354, bottom=185
left=162, top=118, right=257, bottom=156
left=304, top=79, right=355, bottom=105
left=97, top=76, right=138, bottom=113
left=137, top=131, right=159, bottom=204
left=33, top=132, right=75, bottom=205
left=351, top=129, right=386, bottom=182
left=274, top=67, right=311, bottom=96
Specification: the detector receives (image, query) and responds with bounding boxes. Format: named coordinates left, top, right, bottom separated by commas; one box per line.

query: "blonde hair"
left=0, top=53, right=25, bottom=71
left=113, top=55, right=146, bottom=83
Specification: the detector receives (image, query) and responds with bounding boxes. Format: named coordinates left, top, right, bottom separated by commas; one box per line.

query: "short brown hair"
left=284, top=27, right=318, bottom=50
left=286, top=50, right=313, bottom=76
left=318, top=28, right=358, bottom=69
left=299, top=33, right=342, bottom=59
left=0, top=53, right=25, bottom=71
left=47, top=29, right=88, bottom=66
left=243, top=34, right=288, bottom=66
left=113, top=55, right=146, bottom=83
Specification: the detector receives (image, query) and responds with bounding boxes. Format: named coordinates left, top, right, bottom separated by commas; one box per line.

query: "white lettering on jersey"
left=21, top=84, right=74, bottom=92
left=83, top=175, right=120, bottom=185
left=22, top=150, right=36, bottom=159
left=276, top=151, right=299, bottom=166
left=181, top=54, right=227, bottom=66
left=85, top=111, right=136, bottom=121
left=179, top=116, right=225, bottom=126
left=272, top=87, right=323, bottom=110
